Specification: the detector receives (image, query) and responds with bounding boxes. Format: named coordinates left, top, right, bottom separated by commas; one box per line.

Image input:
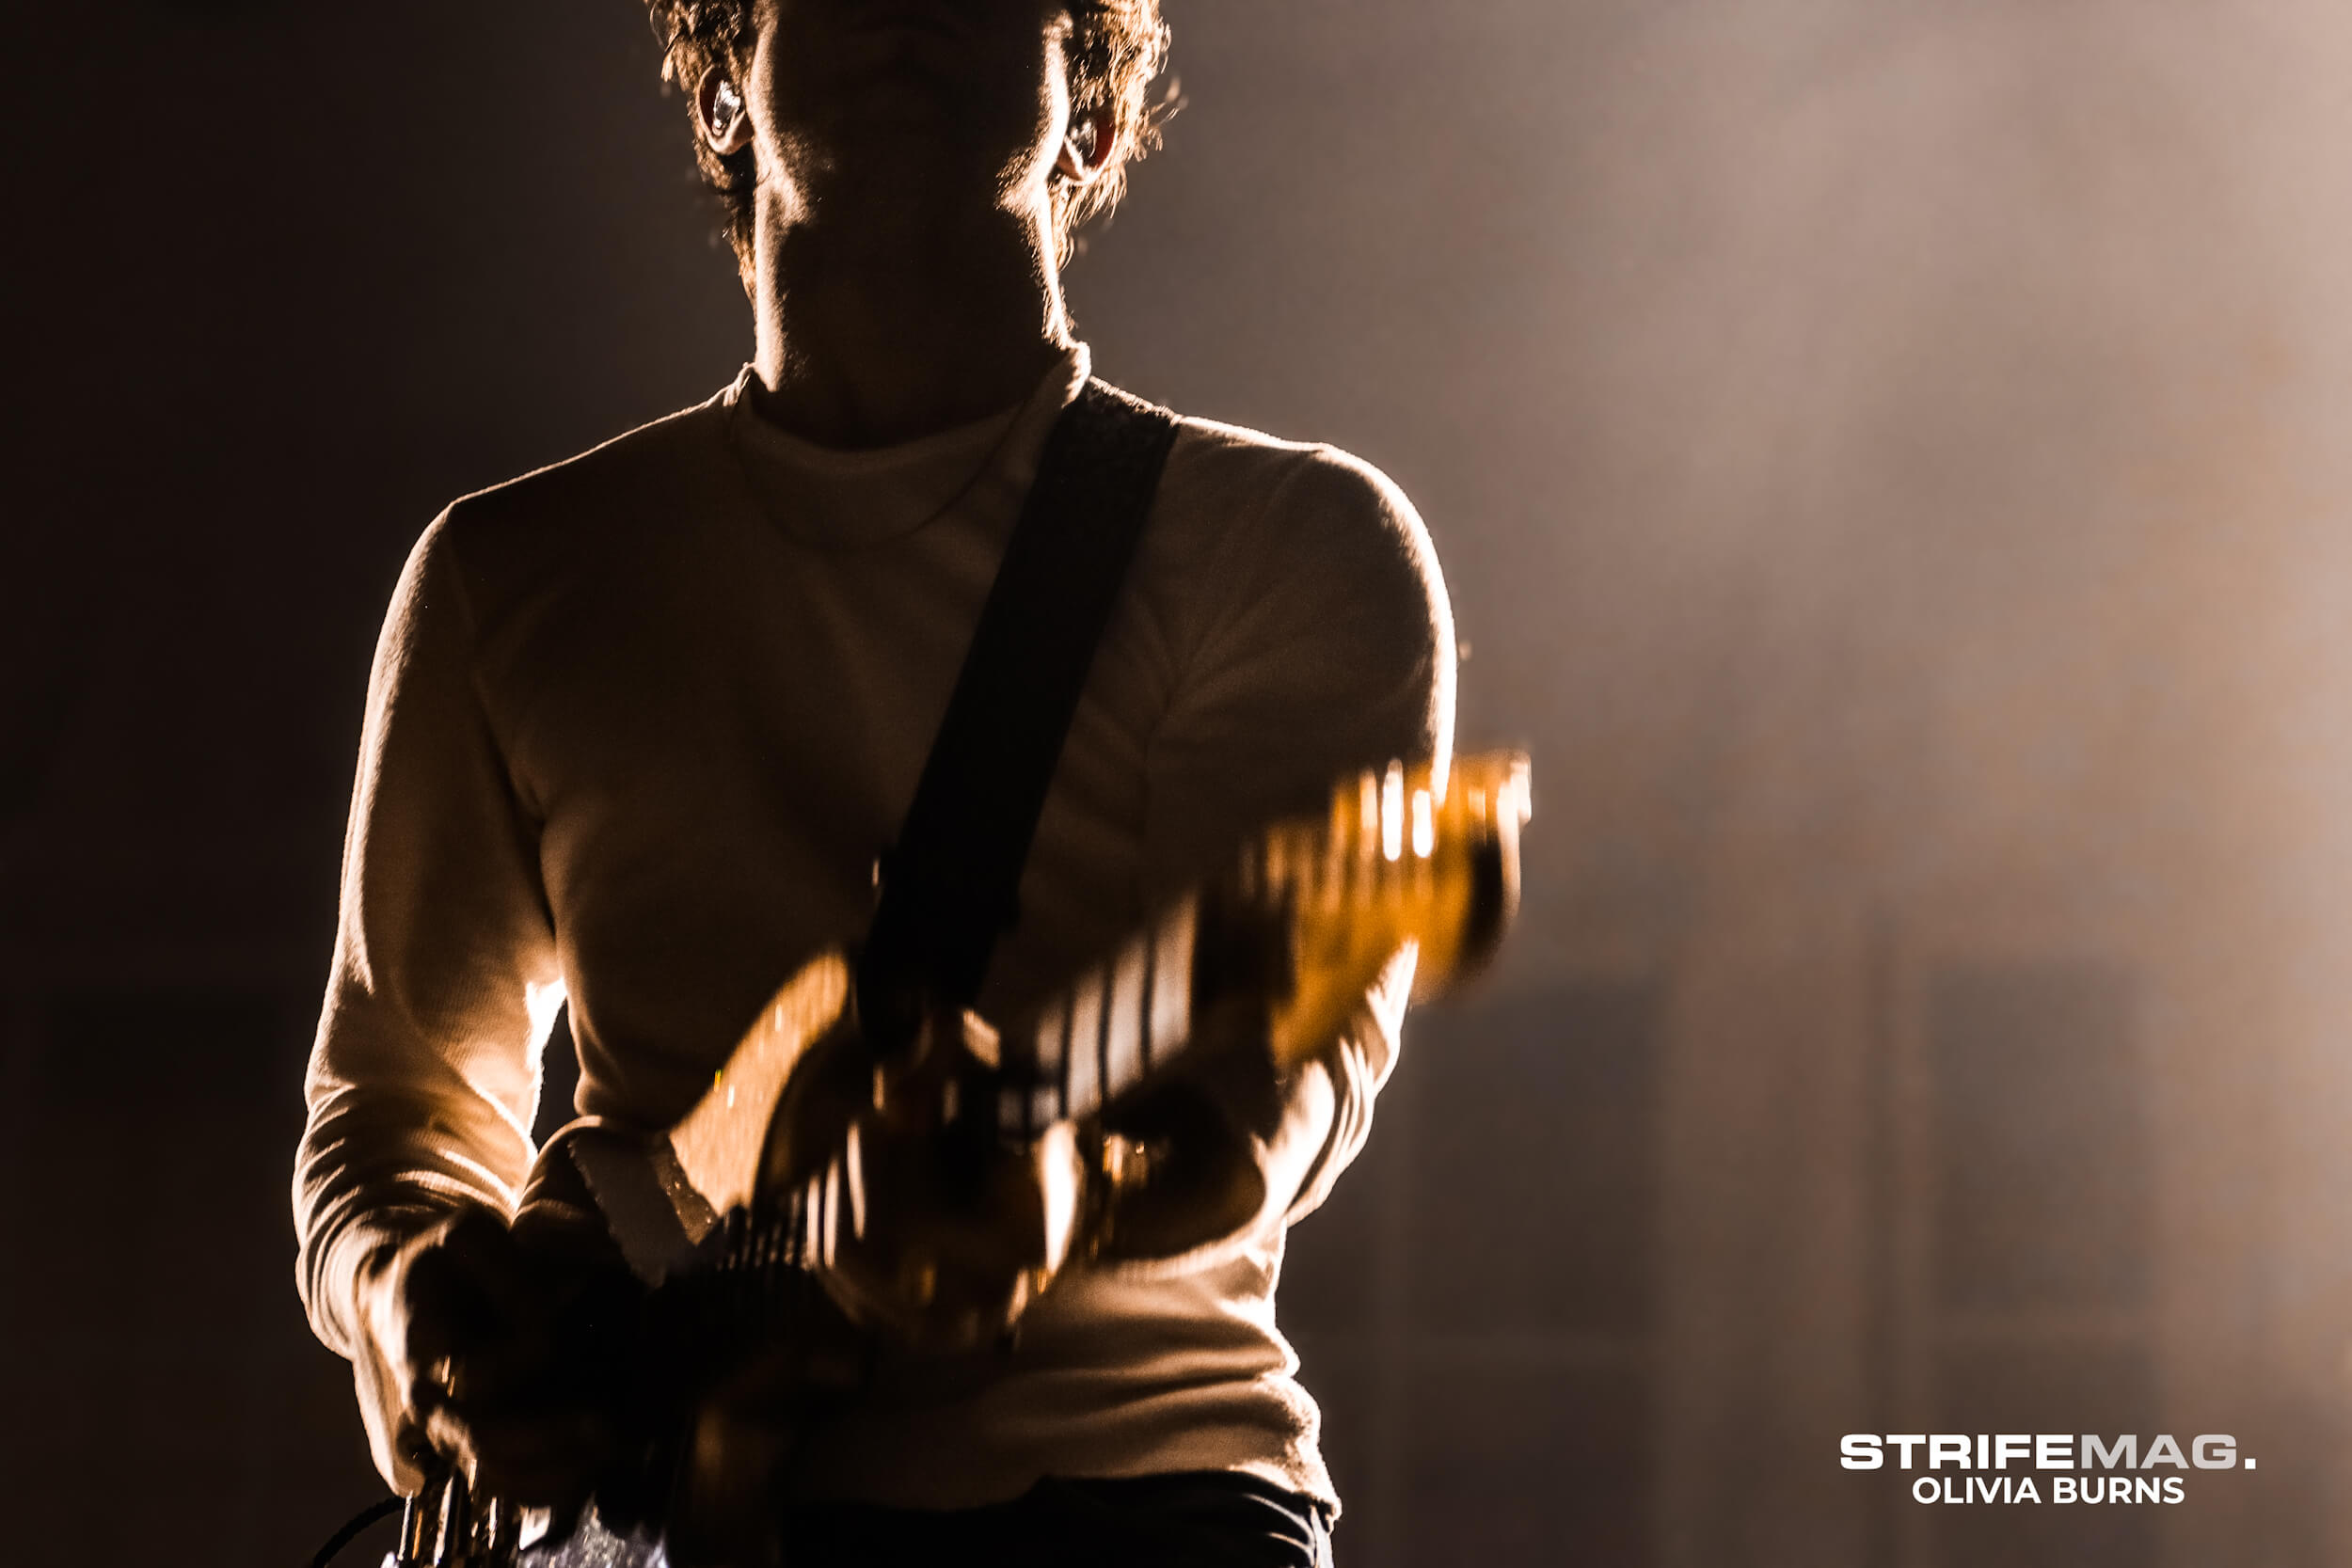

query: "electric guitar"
left=384, top=752, right=1532, bottom=1568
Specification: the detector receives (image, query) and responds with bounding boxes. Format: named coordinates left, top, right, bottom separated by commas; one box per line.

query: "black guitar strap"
left=856, top=378, right=1180, bottom=1053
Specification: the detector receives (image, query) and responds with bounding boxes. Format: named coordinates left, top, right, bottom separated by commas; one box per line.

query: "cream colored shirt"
left=294, top=345, right=1455, bottom=1511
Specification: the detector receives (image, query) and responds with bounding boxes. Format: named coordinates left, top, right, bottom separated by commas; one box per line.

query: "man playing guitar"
left=294, top=2, right=1460, bottom=1562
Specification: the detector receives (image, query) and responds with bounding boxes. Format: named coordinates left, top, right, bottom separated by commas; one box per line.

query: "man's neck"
left=748, top=191, right=1072, bottom=450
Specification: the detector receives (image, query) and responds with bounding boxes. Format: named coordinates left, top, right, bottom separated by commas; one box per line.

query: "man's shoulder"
left=1165, top=409, right=1411, bottom=515
left=437, top=385, right=736, bottom=543
left=1153, top=406, right=1443, bottom=612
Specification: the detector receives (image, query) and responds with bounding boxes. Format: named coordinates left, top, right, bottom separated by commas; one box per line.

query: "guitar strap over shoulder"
left=856, top=377, right=1181, bottom=1053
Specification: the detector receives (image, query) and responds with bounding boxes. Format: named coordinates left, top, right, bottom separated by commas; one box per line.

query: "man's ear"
left=697, top=66, right=754, bottom=155
left=1055, top=103, right=1118, bottom=186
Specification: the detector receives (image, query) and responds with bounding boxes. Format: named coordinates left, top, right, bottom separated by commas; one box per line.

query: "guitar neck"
left=992, top=752, right=1530, bottom=1138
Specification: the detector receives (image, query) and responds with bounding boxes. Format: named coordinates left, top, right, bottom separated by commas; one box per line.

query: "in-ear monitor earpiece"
left=711, top=76, right=744, bottom=135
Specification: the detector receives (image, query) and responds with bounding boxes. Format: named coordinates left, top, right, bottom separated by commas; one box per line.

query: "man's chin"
left=817, top=96, right=1025, bottom=185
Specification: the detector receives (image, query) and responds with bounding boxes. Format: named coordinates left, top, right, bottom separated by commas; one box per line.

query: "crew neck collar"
left=721, top=345, right=1092, bottom=549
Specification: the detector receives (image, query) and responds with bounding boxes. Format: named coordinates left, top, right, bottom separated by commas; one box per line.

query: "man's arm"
left=1128, top=440, right=1456, bottom=1263
left=294, top=514, right=564, bottom=1490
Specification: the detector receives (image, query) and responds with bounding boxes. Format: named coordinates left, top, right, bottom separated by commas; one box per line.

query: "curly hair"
left=645, top=1, right=1172, bottom=277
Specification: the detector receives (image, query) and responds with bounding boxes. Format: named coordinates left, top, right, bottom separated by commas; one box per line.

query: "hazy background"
left=8, top=1, right=2352, bottom=1562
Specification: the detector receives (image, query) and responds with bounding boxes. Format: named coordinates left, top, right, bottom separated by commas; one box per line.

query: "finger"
left=409, top=1340, right=565, bottom=1414
left=400, top=1238, right=544, bottom=1373
left=397, top=1245, right=484, bottom=1371
left=460, top=1407, right=619, bottom=1509
left=422, top=1390, right=618, bottom=1499
left=421, top=1398, right=481, bottom=1473
left=437, top=1209, right=554, bottom=1332
left=402, top=1225, right=577, bottom=1396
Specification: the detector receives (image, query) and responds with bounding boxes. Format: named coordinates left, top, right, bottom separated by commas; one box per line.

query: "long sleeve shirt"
left=294, top=344, right=1455, bottom=1510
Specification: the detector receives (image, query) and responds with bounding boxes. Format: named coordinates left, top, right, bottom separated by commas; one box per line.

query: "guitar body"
left=519, top=1514, right=660, bottom=1568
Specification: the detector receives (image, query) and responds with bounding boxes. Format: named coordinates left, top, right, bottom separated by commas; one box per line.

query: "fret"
left=1105, top=938, right=1149, bottom=1103
left=997, top=995, right=1072, bottom=1137
left=1067, top=966, right=1104, bottom=1117
left=1150, top=897, right=1195, bottom=1065
left=1039, top=993, right=1068, bottom=1112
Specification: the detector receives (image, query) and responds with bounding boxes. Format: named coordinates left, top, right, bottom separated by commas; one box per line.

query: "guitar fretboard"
left=993, top=897, right=1199, bottom=1137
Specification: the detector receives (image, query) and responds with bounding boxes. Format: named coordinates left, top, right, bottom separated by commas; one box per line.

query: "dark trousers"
left=776, top=1471, right=1332, bottom=1567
